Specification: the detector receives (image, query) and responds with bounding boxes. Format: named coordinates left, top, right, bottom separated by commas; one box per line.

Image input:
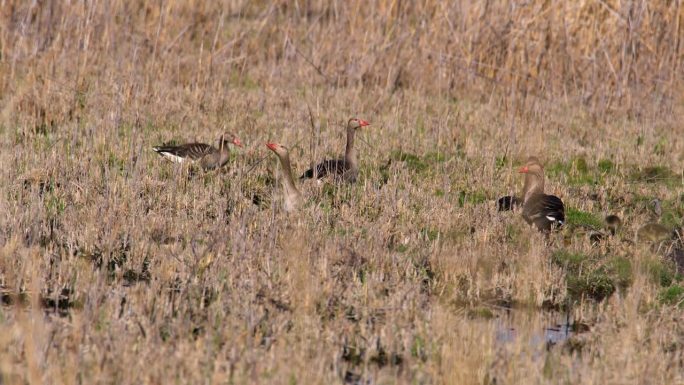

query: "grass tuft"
left=566, top=208, right=604, bottom=229
left=658, top=285, right=684, bottom=307
left=552, top=251, right=632, bottom=302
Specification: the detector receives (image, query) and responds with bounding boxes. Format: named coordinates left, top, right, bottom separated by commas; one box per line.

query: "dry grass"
left=1, top=1, right=683, bottom=384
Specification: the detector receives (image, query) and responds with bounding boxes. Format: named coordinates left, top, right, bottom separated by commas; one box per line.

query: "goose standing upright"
left=153, top=133, right=242, bottom=170
left=300, top=118, right=370, bottom=183
left=518, top=156, right=565, bottom=232
left=266, top=142, right=303, bottom=212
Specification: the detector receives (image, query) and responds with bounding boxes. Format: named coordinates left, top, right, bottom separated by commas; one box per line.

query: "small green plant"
left=631, top=165, right=675, bottom=183
left=598, top=159, right=615, bottom=173
left=566, top=208, right=604, bottom=229
left=546, top=157, right=598, bottom=185
left=467, top=307, right=495, bottom=319
left=391, top=150, right=428, bottom=173
left=643, top=258, right=677, bottom=288
left=495, top=155, right=507, bottom=170
left=457, top=190, right=488, bottom=207
left=421, top=227, right=441, bottom=242
left=659, top=285, right=684, bottom=306
left=552, top=251, right=633, bottom=302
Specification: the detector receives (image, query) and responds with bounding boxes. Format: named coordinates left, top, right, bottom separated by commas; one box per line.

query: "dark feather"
left=153, top=143, right=215, bottom=160
left=300, top=159, right=348, bottom=180
left=497, top=196, right=521, bottom=211
left=523, top=194, right=565, bottom=232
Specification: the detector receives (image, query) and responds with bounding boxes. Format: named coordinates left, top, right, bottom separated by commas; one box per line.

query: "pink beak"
left=518, top=166, right=529, bottom=173
left=359, top=119, right=370, bottom=127
left=266, top=142, right=278, bottom=151
left=233, top=138, right=243, bottom=147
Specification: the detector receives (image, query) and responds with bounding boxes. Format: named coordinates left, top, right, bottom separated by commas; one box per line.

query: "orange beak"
left=359, top=119, right=370, bottom=127
left=266, top=142, right=278, bottom=151
left=518, top=166, right=529, bottom=173
left=233, top=138, right=243, bottom=147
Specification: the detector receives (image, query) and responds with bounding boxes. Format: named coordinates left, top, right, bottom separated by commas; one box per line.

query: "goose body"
left=267, top=142, right=303, bottom=212
left=300, top=118, right=370, bottom=183
left=518, top=156, right=565, bottom=232
left=637, top=223, right=673, bottom=244
left=522, top=193, right=565, bottom=231
left=153, top=133, right=242, bottom=170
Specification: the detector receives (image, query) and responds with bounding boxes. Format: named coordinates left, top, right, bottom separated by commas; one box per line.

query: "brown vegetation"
left=0, top=1, right=683, bottom=384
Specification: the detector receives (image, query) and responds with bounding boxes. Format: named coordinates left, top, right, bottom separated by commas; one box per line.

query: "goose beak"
left=233, top=138, right=243, bottom=147
left=518, top=166, right=529, bottom=173
left=359, top=119, right=370, bottom=127
left=266, top=142, right=278, bottom=151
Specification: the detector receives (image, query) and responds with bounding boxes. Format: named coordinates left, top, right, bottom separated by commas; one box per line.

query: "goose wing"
left=153, top=143, right=215, bottom=162
left=300, top=159, right=348, bottom=180
left=523, top=194, right=565, bottom=231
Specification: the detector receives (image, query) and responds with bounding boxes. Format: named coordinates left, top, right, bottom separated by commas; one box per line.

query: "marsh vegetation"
left=0, top=1, right=683, bottom=384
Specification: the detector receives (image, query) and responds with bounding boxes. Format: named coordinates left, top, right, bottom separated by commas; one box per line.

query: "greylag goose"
left=519, top=156, right=565, bottom=232
left=637, top=223, right=674, bottom=244
left=300, top=118, right=370, bottom=183
left=266, top=142, right=303, bottom=212
left=497, top=195, right=521, bottom=211
left=153, top=133, right=242, bottom=170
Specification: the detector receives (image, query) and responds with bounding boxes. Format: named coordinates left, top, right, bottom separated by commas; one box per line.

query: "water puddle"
left=467, top=305, right=589, bottom=354
left=492, top=308, right=576, bottom=347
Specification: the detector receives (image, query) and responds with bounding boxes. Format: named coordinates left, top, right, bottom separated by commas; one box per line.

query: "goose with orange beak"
left=518, top=156, right=565, bottom=232
left=153, top=133, right=242, bottom=170
left=300, top=117, right=370, bottom=183
left=266, top=142, right=303, bottom=212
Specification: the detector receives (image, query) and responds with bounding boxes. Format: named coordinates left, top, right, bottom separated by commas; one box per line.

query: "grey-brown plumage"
left=153, top=133, right=242, bottom=170
left=637, top=223, right=673, bottom=244
left=266, top=142, right=303, bottom=212
left=518, top=156, right=565, bottom=232
left=300, top=118, right=370, bottom=183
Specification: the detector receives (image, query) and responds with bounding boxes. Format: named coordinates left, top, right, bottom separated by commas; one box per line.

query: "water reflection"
left=489, top=307, right=576, bottom=347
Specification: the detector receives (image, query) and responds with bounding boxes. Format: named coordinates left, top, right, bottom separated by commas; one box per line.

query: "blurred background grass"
left=0, top=1, right=683, bottom=384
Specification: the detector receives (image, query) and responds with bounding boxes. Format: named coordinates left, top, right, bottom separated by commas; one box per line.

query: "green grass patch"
left=658, top=285, right=684, bottom=307
left=643, top=258, right=677, bottom=288
left=394, top=244, right=409, bottom=253
left=107, top=151, right=126, bottom=174
left=546, top=156, right=600, bottom=185
left=421, top=227, right=441, bottom=242
left=467, top=307, right=495, bottom=319
left=495, top=155, right=508, bottom=171
left=391, top=150, right=428, bottom=173
left=566, top=207, right=604, bottom=229
left=390, top=150, right=452, bottom=175
left=660, top=197, right=684, bottom=229
left=45, top=193, right=67, bottom=219
left=630, top=165, right=677, bottom=184
left=552, top=251, right=633, bottom=302
left=457, top=190, right=488, bottom=207
left=504, top=224, right=522, bottom=242
left=653, top=138, right=668, bottom=156
left=597, top=159, right=615, bottom=173
left=423, top=152, right=447, bottom=163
